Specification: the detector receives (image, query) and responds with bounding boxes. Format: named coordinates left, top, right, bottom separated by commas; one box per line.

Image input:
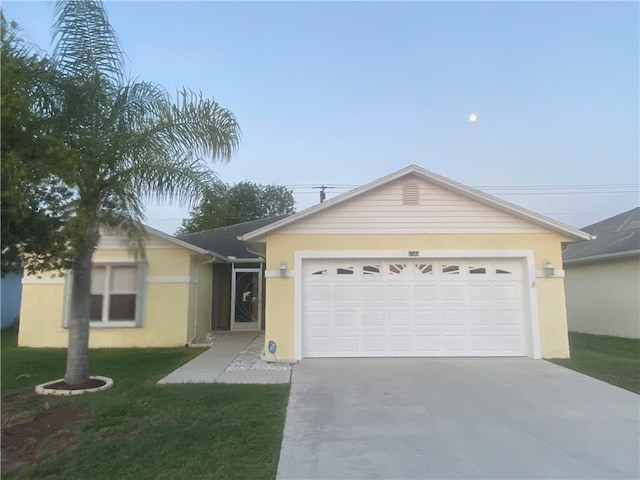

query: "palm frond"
left=152, top=89, right=241, bottom=162
left=123, top=152, right=219, bottom=209
left=52, top=0, right=124, bottom=82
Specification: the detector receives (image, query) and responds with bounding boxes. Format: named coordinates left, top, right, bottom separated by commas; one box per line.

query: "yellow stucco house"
left=19, top=165, right=591, bottom=359
left=18, top=216, right=283, bottom=348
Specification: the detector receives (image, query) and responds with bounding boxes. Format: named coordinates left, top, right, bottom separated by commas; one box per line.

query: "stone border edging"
left=35, top=376, right=114, bottom=396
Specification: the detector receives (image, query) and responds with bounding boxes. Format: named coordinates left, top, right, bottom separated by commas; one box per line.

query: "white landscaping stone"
left=225, top=334, right=292, bottom=372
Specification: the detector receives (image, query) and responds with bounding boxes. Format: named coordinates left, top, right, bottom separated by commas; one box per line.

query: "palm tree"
left=40, top=0, right=240, bottom=385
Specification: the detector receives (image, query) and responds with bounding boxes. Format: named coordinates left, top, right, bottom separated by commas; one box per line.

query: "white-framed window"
left=64, top=262, right=146, bottom=328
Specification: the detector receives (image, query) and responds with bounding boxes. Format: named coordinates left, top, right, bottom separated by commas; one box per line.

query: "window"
left=88, top=264, right=143, bottom=327
left=363, top=265, right=381, bottom=275
left=337, top=266, right=354, bottom=275
left=495, top=268, right=512, bottom=275
left=442, top=265, right=460, bottom=275
left=416, top=264, right=433, bottom=275
left=469, top=266, right=486, bottom=275
left=311, top=269, right=328, bottom=276
left=389, top=264, right=407, bottom=275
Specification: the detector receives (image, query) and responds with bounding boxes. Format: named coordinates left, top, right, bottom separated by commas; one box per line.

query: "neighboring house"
left=1, top=272, right=22, bottom=329
left=18, top=165, right=590, bottom=358
left=563, top=207, right=640, bottom=339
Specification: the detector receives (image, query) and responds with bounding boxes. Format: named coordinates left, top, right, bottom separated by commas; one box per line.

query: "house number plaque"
left=408, top=251, right=419, bottom=257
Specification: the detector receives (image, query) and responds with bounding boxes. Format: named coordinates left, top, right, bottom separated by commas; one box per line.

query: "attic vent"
left=403, top=183, right=419, bottom=205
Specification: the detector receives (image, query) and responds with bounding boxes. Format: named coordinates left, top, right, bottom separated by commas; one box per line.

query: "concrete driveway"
left=277, top=358, right=639, bottom=479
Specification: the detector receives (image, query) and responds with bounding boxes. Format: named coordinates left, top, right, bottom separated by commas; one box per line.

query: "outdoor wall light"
left=543, top=260, right=555, bottom=277
left=280, top=260, right=288, bottom=277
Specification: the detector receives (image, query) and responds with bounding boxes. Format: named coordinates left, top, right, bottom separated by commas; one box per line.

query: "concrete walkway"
left=278, top=358, right=640, bottom=480
left=157, top=332, right=291, bottom=385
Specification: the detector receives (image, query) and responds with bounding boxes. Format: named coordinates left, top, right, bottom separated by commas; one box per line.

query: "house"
left=18, top=165, right=591, bottom=358
left=18, top=216, right=284, bottom=348
left=241, top=165, right=591, bottom=360
left=563, top=207, right=640, bottom=339
left=1, top=272, right=22, bottom=329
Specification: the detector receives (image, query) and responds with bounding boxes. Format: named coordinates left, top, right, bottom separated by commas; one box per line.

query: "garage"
left=242, top=165, right=592, bottom=360
left=302, top=257, right=531, bottom=358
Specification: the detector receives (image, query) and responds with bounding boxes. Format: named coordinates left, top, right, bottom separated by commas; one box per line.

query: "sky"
left=3, top=0, right=639, bottom=234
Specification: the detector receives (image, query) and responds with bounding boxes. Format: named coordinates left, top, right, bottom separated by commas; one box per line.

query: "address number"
left=408, top=251, right=419, bottom=257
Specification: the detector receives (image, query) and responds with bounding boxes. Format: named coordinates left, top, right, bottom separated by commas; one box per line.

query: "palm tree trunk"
left=64, top=246, right=94, bottom=385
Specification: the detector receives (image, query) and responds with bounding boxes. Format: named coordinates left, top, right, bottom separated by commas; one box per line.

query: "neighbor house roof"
left=177, top=215, right=290, bottom=260
left=563, top=207, right=640, bottom=264
left=241, top=165, right=592, bottom=242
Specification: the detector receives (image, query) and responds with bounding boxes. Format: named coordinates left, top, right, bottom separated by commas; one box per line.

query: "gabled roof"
left=143, top=225, right=209, bottom=255
left=241, top=165, right=592, bottom=242
left=563, top=207, right=640, bottom=264
left=177, top=215, right=290, bottom=260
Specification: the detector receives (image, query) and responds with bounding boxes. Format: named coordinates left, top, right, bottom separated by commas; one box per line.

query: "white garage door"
left=302, top=258, right=529, bottom=357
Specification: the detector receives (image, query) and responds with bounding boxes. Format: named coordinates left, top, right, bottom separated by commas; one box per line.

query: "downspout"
left=188, top=255, right=216, bottom=346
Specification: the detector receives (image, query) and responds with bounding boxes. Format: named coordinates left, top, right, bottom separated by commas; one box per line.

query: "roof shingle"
left=563, top=207, right=640, bottom=264
left=176, top=215, right=290, bottom=259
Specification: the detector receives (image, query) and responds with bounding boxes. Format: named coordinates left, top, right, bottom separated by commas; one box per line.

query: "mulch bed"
left=42, top=378, right=106, bottom=391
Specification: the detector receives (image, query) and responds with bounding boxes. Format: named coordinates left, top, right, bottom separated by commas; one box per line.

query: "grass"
left=1, top=329, right=290, bottom=480
left=550, top=331, right=640, bottom=394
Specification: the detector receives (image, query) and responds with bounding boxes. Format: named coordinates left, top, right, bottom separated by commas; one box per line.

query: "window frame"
left=63, top=260, right=146, bottom=329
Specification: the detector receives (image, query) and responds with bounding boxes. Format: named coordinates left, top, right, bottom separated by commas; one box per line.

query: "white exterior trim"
left=22, top=277, right=66, bottom=285
left=242, top=165, right=592, bottom=242
left=293, top=249, right=542, bottom=360
left=147, top=276, right=196, bottom=284
left=92, top=257, right=145, bottom=264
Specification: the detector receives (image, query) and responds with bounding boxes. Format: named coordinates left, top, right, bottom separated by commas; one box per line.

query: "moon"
left=468, top=113, right=478, bottom=122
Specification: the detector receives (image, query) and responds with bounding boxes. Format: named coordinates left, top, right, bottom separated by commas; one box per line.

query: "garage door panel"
left=333, top=336, right=360, bottom=354
left=387, top=310, right=412, bottom=326
left=361, top=310, right=386, bottom=326
left=468, top=285, right=492, bottom=300
left=388, top=335, right=414, bottom=352
left=414, top=285, right=438, bottom=301
left=414, top=310, right=439, bottom=326
left=387, top=285, right=413, bottom=301
left=361, top=285, right=385, bottom=301
left=306, top=311, right=331, bottom=327
left=335, top=286, right=360, bottom=301
left=361, top=336, right=386, bottom=354
left=441, top=285, right=465, bottom=301
left=302, top=257, right=529, bottom=358
left=334, top=311, right=358, bottom=326
left=441, top=310, right=466, bottom=326
left=414, top=336, right=442, bottom=353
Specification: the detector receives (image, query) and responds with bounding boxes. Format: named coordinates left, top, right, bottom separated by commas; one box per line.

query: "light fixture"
left=543, top=260, right=555, bottom=277
left=280, top=260, right=287, bottom=277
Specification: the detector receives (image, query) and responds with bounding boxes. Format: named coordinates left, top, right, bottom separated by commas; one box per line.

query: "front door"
left=231, top=267, right=262, bottom=330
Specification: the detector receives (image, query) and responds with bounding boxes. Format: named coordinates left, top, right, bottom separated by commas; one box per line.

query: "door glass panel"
left=234, top=271, right=259, bottom=327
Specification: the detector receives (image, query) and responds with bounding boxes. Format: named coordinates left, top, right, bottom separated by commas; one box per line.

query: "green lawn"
left=1, top=329, right=290, bottom=480
left=550, top=331, right=640, bottom=394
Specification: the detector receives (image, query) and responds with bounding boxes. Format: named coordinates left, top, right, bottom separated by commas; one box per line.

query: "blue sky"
left=3, top=1, right=639, bottom=234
